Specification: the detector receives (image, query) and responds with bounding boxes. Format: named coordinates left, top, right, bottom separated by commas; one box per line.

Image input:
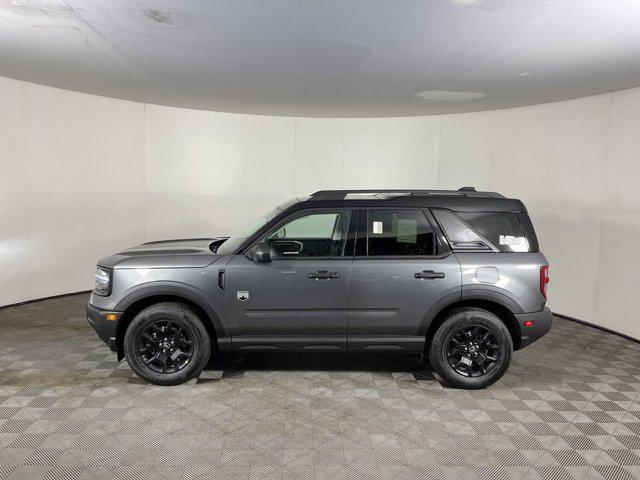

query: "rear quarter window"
left=456, top=212, right=533, bottom=252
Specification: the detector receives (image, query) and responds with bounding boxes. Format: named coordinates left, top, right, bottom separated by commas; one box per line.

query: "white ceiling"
left=2, top=0, right=640, bottom=117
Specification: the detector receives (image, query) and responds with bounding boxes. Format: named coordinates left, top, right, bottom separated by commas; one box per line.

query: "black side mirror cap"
left=248, top=243, right=272, bottom=263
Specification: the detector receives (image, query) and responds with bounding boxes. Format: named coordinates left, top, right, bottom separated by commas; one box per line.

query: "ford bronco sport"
left=87, top=188, right=552, bottom=389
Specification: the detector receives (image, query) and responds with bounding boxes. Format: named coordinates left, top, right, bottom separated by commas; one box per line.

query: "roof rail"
left=310, top=188, right=504, bottom=200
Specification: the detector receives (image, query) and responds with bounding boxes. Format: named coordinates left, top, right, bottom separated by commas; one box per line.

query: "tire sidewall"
left=124, top=303, right=211, bottom=385
left=429, top=309, right=513, bottom=389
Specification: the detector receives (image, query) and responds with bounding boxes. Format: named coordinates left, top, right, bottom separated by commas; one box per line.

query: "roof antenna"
left=457, top=186, right=477, bottom=192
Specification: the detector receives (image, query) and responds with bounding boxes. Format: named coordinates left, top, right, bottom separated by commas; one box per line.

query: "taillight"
left=540, top=266, right=549, bottom=299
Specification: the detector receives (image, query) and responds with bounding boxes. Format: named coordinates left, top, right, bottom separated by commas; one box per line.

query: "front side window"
left=266, top=211, right=352, bottom=258
left=365, top=209, right=436, bottom=256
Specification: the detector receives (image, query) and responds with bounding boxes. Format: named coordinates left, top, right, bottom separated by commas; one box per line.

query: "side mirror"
left=248, top=243, right=272, bottom=263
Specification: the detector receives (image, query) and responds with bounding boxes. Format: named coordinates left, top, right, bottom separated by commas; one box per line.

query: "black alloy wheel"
left=136, top=320, right=194, bottom=374
left=446, top=325, right=500, bottom=377
left=428, top=307, right=513, bottom=389
left=124, top=302, right=211, bottom=386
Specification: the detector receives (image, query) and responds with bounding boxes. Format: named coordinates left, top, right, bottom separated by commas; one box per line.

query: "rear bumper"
left=515, top=307, right=553, bottom=349
left=86, top=303, right=120, bottom=351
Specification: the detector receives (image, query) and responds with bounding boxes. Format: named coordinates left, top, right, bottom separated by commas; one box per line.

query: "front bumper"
left=515, top=307, right=553, bottom=349
left=86, top=303, right=121, bottom=351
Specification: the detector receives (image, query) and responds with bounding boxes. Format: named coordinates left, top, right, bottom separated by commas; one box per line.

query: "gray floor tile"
left=0, top=294, right=639, bottom=479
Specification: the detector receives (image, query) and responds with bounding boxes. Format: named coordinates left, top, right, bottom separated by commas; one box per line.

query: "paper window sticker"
left=372, top=221, right=383, bottom=234
left=397, top=219, right=417, bottom=244
left=499, top=235, right=524, bottom=246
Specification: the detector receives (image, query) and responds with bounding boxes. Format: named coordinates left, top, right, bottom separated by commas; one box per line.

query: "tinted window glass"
left=266, top=211, right=352, bottom=257
left=366, top=209, right=435, bottom=256
left=456, top=212, right=530, bottom=252
left=432, top=209, right=487, bottom=249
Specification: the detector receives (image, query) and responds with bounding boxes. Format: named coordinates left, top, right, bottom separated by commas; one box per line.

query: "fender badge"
left=237, top=291, right=249, bottom=301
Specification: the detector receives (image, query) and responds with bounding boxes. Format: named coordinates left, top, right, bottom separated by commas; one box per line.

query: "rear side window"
left=433, top=209, right=536, bottom=252
left=366, top=209, right=436, bottom=256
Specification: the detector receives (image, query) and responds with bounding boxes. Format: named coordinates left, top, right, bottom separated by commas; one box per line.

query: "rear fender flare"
left=418, top=289, right=522, bottom=335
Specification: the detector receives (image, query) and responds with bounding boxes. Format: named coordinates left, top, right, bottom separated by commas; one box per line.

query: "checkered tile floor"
left=0, top=293, right=639, bottom=480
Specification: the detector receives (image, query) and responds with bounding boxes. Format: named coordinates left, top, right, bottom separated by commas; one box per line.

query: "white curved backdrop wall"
left=1, top=75, right=639, bottom=339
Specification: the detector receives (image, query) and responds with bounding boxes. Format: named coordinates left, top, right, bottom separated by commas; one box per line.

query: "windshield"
left=215, top=198, right=302, bottom=254
left=215, top=207, right=281, bottom=255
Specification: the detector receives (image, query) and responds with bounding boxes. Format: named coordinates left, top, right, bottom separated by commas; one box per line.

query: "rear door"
left=347, top=208, right=461, bottom=352
left=225, top=208, right=356, bottom=350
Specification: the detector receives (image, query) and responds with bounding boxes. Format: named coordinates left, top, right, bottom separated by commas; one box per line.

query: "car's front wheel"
left=124, top=302, right=211, bottom=386
left=428, top=308, right=513, bottom=389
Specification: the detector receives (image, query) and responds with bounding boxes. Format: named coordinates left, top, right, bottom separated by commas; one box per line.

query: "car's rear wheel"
left=124, top=302, right=211, bottom=386
left=428, top=308, right=512, bottom=389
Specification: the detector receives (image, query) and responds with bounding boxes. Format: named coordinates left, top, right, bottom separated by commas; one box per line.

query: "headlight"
left=93, top=266, right=111, bottom=296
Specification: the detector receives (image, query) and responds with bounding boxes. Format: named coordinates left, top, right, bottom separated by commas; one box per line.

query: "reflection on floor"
left=0, top=293, right=639, bottom=480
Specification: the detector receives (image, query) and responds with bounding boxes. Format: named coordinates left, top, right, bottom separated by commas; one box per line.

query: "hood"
left=97, top=237, right=229, bottom=269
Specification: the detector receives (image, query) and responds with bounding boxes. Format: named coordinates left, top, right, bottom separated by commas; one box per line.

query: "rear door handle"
left=414, top=270, right=445, bottom=279
left=308, top=270, right=340, bottom=279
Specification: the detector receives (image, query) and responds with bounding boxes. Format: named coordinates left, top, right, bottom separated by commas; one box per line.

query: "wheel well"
left=115, top=295, right=217, bottom=360
left=425, top=300, right=521, bottom=351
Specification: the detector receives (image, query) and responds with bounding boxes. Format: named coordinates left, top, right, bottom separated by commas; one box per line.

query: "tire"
left=428, top=308, right=512, bottom=389
left=124, top=302, right=211, bottom=386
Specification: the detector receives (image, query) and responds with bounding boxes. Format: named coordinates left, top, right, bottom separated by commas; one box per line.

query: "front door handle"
left=414, top=270, right=445, bottom=279
left=308, top=270, right=340, bottom=279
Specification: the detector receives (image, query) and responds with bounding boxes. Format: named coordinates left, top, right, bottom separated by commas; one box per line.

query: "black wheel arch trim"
left=459, top=287, right=524, bottom=314
left=420, top=288, right=524, bottom=350
left=113, top=282, right=227, bottom=360
left=418, top=291, right=463, bottom=336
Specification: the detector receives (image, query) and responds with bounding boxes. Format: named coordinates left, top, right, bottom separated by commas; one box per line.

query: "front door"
left=348, top=208, right=461, bottom=352
left=225, top=208, right=355, bottom=350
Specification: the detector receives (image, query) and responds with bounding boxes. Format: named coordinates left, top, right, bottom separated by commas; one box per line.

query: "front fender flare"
left=114, top=281, right=227, bottom=351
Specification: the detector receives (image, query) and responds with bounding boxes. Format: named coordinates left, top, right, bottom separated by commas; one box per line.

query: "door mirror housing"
left=248, top=243, right=272, bottom=263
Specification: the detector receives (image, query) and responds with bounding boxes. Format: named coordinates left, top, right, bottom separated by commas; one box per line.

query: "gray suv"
left=87, top=188, right=552, bottom=389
